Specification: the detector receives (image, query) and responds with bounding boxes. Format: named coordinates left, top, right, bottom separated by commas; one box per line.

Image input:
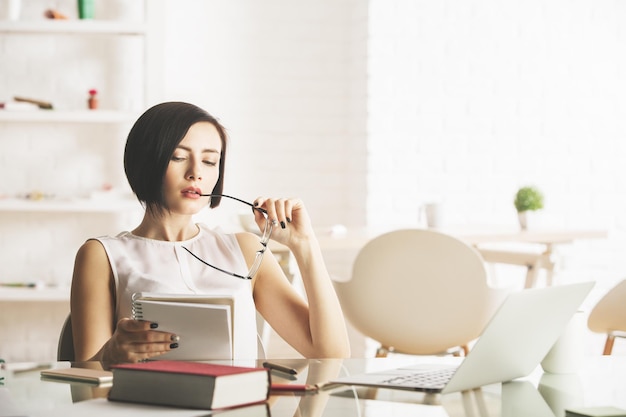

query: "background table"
left=270, top=227, right=608, bottom=288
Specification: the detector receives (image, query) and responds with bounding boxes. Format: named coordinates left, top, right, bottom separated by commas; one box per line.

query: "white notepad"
left=132, top=293, right=235, bottom=361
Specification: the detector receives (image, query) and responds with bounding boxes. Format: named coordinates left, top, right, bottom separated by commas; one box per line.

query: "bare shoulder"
left=75, top=239, right=108, bottom=264
left=73, top=239, right=112, bottom=287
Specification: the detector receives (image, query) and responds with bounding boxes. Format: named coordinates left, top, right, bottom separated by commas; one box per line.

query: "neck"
left=132, top=212, right=198, bottom=242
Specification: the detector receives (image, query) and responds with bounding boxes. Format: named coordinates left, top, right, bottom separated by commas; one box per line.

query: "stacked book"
left=108, top=360, right=271, bottom=411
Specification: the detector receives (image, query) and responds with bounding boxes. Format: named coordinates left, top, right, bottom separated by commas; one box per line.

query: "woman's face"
left=163, top=122, right=222, bottom=215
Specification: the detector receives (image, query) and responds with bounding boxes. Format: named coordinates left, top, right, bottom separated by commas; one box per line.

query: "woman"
left=70, top=102, right=350, bottom=363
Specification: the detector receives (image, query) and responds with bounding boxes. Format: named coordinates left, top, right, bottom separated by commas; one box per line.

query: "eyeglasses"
left=182, top=194, right=273, bottom=280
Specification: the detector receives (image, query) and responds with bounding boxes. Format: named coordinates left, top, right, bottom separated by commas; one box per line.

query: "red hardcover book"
left=108, top=360, right=270, bottom=410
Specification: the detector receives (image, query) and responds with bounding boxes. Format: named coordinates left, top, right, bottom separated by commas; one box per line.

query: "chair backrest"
left=333, top=229, right=506, bottom=355
left=57, top=314, right=75, bottom=361
left=588, top=279, right=626, bottom=334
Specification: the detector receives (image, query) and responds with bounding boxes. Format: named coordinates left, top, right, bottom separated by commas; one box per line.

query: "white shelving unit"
left=0, top=109, right=138, bottom=123
left=0, top=20, right=146, bottom=35
left=0, top=287, right=69, bottom=302
left=0, top=3, right=148, bottom=362
left=0, top=197, right=141, bottom=213
left=0, top=4, right=146, bottom=286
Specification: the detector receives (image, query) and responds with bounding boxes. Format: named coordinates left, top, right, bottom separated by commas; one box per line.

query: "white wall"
left=366, top=0, right=626, bottom=292
left=146, top=0, right=368, bottom=230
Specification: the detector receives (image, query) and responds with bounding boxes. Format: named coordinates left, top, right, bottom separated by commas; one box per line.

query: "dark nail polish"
left=280, top=221, right=286, bottom=229
left=170, top=343, right=179, bottom=349
left=286, top=217, right=292, bottom=223
left=150, top=322, right=158, bottom=329
left=254, top=201, right=259, bottom=207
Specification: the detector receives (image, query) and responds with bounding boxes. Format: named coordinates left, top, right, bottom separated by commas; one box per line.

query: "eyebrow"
left=176, top=145, right=220, bottom=154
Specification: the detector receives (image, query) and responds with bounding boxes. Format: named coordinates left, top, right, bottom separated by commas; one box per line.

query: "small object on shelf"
left=77, top=0, right=94, bottom=19
left=0, top=101, right=39, bottom=111
left=26, top=190, right=45, bottom=201
left=0, top=282, right=38, bottom=288
left=1, top=0, right=21, bottom=21
left=87, top=89, right=98, bottom=110
left=44, top=9, right=68, bottom=20
left=13, top=96, right=53, bottom=110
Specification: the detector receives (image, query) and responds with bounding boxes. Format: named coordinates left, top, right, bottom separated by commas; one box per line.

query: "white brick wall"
left=147, top=0, right=368, bottom=229
left=367, top=0, right=626, bottom=287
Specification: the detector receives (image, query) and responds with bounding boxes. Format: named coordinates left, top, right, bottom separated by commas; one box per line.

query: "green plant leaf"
left=514, top=186, right=544, bottom=212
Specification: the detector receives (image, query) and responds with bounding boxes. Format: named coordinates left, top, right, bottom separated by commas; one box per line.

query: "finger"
left=117, top=317, right=153, bottom=332
left=132, top=340, right=180, bottom=355
left=273, top=198, right=287, bottom=229
left=284, top=198, right=295, bottom=224
left=254, top=197, right=279, bottom=226
left=117, top=318, right=178, bottom=342
left=118, top=318, right=163, bottom=333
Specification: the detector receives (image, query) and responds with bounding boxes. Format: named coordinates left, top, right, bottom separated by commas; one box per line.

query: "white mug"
left=423, top=203, right=444, bottom=229
left=540, top=311, right=585, bottom=374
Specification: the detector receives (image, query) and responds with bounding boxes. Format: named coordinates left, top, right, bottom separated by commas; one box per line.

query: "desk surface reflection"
left=1, top=356, right=625, bottom=417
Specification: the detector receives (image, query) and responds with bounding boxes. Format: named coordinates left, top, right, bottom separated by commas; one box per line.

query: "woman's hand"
left=250, top=197, right=351, bottom=359
left=101, top=318, right=179, bottom=364
left=252, top=197, right=315, bottom=249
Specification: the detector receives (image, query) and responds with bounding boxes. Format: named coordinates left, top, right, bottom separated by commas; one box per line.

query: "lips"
left=181, top=187, right=202, bottom=196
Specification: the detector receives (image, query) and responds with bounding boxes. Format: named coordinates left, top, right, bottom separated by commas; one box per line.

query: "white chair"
left=333, top=229, right=509, bottom=357
left=587, top=279, right=626, bottom=355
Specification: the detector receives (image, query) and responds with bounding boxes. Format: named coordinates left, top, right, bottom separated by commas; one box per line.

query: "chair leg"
left=603, top=334, right=615, bottom=355
left=461, top=344, right=469, bottom=356
left=376, top=345, right=391, bottom=358
left=452, top=344, right=470, bottom=357
left=524, top=263, right=540, bottom=289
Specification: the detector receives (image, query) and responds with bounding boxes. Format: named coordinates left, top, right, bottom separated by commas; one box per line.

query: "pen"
left=271, top=383, right=317, bottom=392
left=263, top=362, right=297, bottom=376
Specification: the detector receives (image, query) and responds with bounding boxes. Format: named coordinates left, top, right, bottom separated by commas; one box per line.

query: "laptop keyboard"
left=380, top=367, right=457, bottom=390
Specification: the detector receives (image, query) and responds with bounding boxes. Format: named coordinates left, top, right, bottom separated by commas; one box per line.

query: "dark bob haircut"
left=124, top=102, right=227, bottom=214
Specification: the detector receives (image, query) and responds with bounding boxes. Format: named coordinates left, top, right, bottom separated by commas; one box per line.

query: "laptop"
left=331, top=282, right=594, bottom=394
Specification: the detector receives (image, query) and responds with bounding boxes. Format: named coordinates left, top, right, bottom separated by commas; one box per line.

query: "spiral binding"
left=131, top=293, right=143, bottom=320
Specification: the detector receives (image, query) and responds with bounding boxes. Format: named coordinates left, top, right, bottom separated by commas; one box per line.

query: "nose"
left=187, top=172, right=202, bottom=181
left=186, top=162, right=203, bottom=181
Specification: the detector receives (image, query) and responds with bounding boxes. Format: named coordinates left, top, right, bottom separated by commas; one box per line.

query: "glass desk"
left=1, top=356, right=624, bottom=417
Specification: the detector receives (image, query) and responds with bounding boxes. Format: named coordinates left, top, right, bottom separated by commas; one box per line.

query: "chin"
left=169, top=202, right=205, bottom=216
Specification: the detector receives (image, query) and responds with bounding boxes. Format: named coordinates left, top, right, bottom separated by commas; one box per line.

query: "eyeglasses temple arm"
left=200, top=194, right=268, bottom=215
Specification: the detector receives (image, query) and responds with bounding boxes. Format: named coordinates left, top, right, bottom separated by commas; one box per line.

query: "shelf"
left=0, top=287, right=69, bottom=302
left=0, top=20, right=146, bottom=35
left=0, top=109, right=139, bottom=123
left=0, top=198, right=141, bottom=213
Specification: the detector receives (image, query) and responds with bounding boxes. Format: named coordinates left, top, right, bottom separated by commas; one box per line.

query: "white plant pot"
left=518, top=211, right=529, bottom=230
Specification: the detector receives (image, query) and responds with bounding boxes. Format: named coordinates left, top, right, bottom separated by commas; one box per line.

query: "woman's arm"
left=71, top=239, right=116, bottom=362
left=249, top=197, right=351, bottom=358
left=70, top=240, right=179, bottom=363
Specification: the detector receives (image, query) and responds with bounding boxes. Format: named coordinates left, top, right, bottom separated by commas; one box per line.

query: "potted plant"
left=514, top=186, right=544, bottom=230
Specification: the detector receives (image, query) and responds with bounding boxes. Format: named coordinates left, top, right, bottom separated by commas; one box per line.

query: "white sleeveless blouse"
left=94, top=223, right=258, bottom=359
